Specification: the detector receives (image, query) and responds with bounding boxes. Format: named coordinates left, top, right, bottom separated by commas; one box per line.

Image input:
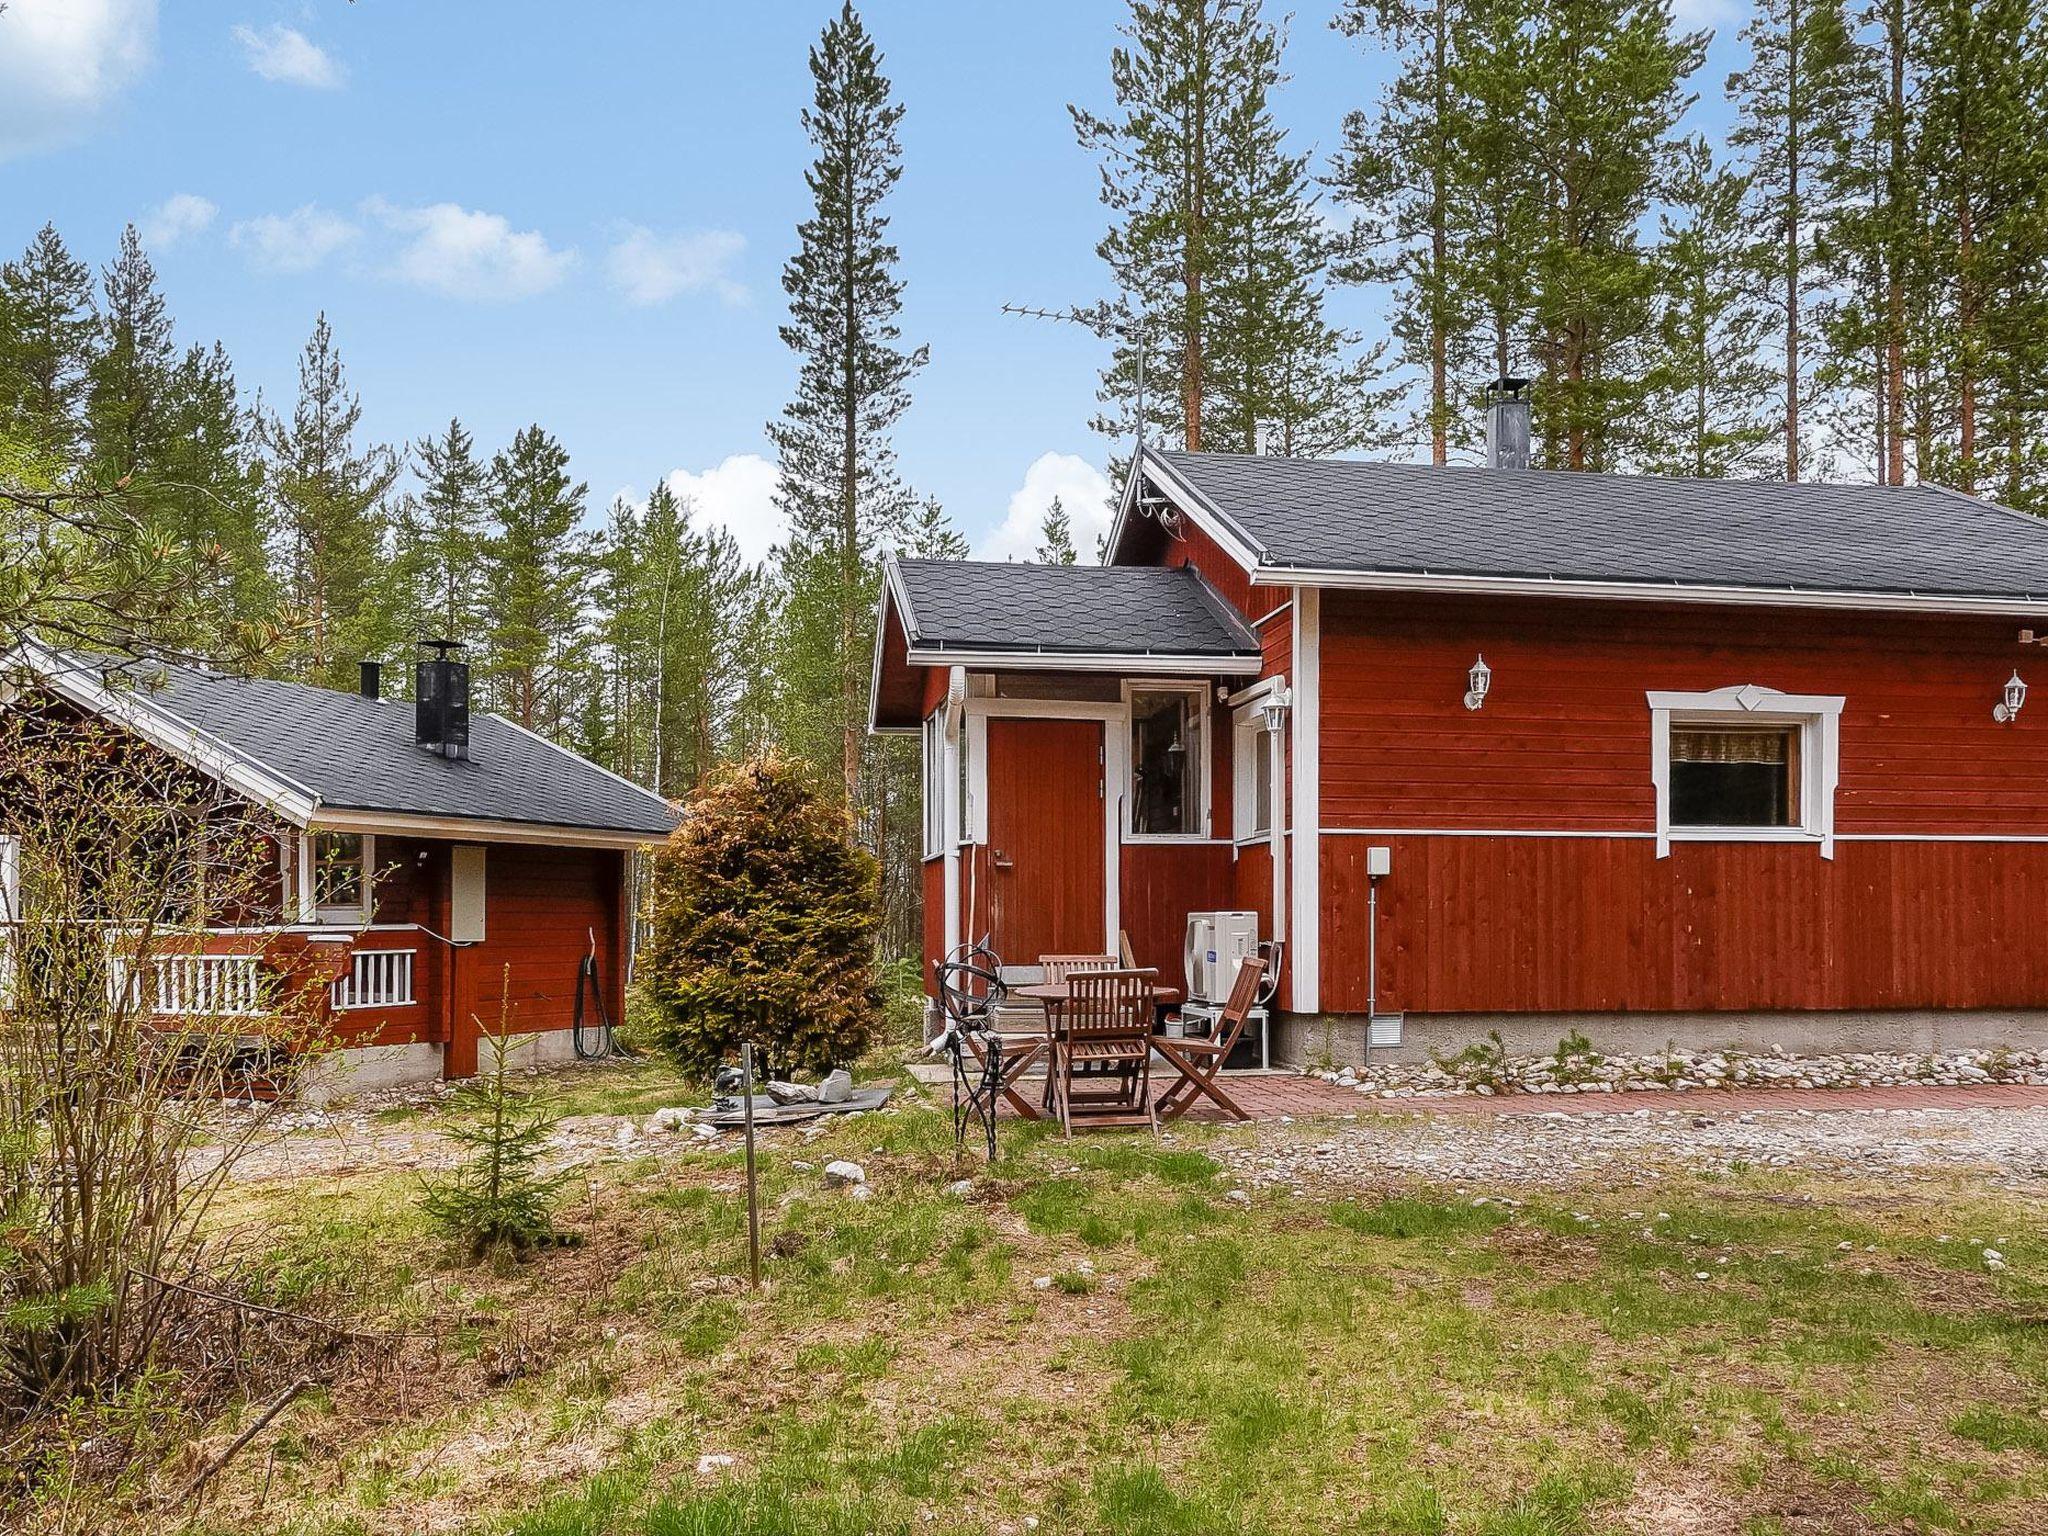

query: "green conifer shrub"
left=420, top=970, right=567, bottom=1260
left=642, top=755, right=883, bottom=1078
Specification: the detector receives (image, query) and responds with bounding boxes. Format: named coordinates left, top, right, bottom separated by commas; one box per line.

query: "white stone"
left=824, top=1159, right=866, bottom=1186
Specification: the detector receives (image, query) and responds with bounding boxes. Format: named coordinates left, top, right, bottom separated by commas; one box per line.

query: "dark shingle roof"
left=1152, top=449, right=2048, bottom=603
left=891, top=558, right=1260, bottom=658
left=140, top=667, right=676, bottom=836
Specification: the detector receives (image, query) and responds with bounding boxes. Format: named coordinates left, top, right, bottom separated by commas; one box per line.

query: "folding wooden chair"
left=1039, top=953, right=1116, bottom=983
left=1049, top=967, right=1156, bottom=1135
left=1154, top=954, right=1266, bottom=1123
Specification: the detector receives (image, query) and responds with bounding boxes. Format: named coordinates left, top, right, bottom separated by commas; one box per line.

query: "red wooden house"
left=872, top=388, right=2048, bottom=1065
left=4, top=644, right=676, bottom=1094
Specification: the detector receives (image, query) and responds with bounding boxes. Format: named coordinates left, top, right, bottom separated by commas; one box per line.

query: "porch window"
left=311, top=831, right=370, bottom=920
left=1129, top=687, right=1203, bottom=838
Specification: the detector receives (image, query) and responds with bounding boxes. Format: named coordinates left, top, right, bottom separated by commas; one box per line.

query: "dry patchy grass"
left=9, top=1063, right=2048, bottom=1536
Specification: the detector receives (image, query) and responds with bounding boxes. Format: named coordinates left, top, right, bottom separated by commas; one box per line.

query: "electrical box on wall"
left=1366, top=845, right=1392, bottom=878
left=451, top=845, right=487, bottom=943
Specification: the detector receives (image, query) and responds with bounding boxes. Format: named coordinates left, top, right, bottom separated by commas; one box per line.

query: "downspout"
left=1263, top=689, right=1290, bottom=946
left=941, top=666, right=965, bottom=973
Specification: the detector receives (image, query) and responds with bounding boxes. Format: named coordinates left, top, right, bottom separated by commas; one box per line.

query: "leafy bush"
left=641, top=756, right=883, bottom=1078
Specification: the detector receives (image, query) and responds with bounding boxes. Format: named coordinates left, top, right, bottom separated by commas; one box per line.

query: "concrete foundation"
left=1275, top=1009, right=2048, bottom=1071
left=298, top=1027, right=589, bottom=1103
left=297, top=1041, right=443, bottom=1103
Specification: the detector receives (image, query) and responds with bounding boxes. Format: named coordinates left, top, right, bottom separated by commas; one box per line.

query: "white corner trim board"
left=1647, top=684, right=1843, bottom=860
left=1289, top=588, right=1321, bottom=1011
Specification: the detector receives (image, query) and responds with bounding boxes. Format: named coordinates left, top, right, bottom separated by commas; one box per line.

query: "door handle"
left=992, top=851, right=1014, bottom=870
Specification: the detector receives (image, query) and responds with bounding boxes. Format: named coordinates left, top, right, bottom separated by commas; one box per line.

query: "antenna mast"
left=1000, top=300, right=1149, bottom=460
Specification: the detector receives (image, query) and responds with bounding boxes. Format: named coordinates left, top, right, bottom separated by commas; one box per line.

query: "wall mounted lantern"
left=1258, top=693, right=1290, bottom=735
left=1995, top=670, right=2028, bottom=723
left=1463, top=654, right=1492, bottom=712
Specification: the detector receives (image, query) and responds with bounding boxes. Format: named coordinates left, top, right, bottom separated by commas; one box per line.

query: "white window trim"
left=304, top=830, right=376, bottom=923
left=1647, top=685, right=1843, bottom=860
left=1121, top=679, right=1212, bottom=844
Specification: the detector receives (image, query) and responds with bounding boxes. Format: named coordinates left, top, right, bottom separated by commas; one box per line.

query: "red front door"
left=985, top=717, right=1106, bottom=967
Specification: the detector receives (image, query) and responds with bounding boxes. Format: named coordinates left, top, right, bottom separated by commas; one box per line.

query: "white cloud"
left=655, top=455, right=783, bottom=565
left=367, top=199, right=574, bottom=302
left=229, top=203, right=360, bottom=273
left=607, top=226, right=746, bottom=307
left=0, top=0, right=157, bottom=162
left=978, top=452, right=1116, bottom=563
left=140, top=192, right=218, bottom=248
left=231, top=22, right=344, bottom=88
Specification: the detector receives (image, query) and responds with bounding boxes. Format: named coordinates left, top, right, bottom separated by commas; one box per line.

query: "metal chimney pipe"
left=1484, top=377, right=1532, bottom=470
left=359, top=660, right=381, bottom=700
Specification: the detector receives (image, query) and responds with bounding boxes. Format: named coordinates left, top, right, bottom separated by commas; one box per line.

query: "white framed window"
left=1648, top=685, right=1843, bottom=859
left=0, top=833, right=18, bottom=1004
left=1232, top=703, right=1276, bottom=843
left=921, top=710, right=947, bottom=860
left=308, top=830, right=374, bottom=921
left=1125, top=683, right=1209, bottom=839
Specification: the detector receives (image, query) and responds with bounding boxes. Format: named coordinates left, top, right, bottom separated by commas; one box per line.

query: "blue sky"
left=0, top=0, right=1746, bottom=563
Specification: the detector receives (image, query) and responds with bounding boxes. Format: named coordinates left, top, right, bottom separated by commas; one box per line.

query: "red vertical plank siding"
left=1120, top=842, right=1232, bottom=975
left=1317, top=591, right=2048, bottom=1016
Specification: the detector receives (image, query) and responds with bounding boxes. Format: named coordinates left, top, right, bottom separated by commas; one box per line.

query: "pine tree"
left=481, top=425, right=591, bottom=736
left=258, top=315, right=400, bottom=688
left=1638, top=138, right=1777, bottom=477
left=0, top=225, right=97, bottom=466
left=394, top=418, right=490, bottom=648
left=1522, top=0, right=1707, bottom=469
left=1728, top=0, right=1859, bottom=481
left=155, top=342, right=276, bottom=655
left=1210, top=10, right=1394, bottom=457
left=1911, top=0, right=2048, bottom=499
left=1034, top=496, right=1079, bottom=564
left=1072, top=0, right=1267, bottom=454
left=1331, top=0, right=1471, bottom=461
left=85, top=226, right=176, bottom=489
left=768, top=2, right=926, bottom=808
left=419, top=969, right=567, bottom=1260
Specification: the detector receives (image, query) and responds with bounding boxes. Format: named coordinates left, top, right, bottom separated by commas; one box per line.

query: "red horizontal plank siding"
left=1316, top=590, right=2048, bottom=1015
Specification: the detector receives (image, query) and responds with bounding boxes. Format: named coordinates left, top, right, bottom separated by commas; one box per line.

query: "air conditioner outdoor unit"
left=1183, top=910, right=1258, bottom=1004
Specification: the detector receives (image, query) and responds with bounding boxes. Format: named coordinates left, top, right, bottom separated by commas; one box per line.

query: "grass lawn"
left=33, top=1059, right=2048, bottom=1535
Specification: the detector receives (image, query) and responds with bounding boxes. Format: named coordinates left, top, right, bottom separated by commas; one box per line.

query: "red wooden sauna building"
left=4, top=643, right=676, bottom=1095
left=872, top=383, right=2048, bottom=1065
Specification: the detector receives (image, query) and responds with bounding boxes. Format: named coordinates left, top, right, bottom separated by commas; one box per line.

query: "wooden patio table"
left=1006, top=976, right=1185, bottom=1125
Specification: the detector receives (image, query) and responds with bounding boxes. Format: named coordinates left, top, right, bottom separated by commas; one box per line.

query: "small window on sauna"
left=1129, top=687, right=1203, bottom=838
left=311, top=831, right=369, bottom=920
left=1668, top=724, right=1799, bottom=828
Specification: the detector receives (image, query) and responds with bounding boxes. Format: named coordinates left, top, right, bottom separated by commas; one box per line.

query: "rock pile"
left=1309, top=1045, right=2048, bottom=1099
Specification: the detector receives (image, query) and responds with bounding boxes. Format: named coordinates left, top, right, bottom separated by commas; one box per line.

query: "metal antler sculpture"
left=930, top=935, right=1008, bottom=1161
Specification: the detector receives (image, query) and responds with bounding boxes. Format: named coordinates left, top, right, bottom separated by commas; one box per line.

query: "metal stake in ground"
left=740, top=1040, right=761, bottom=1289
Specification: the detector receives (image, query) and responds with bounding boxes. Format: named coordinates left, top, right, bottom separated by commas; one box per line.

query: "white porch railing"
left=332, top=948, right=416, bottom=1010
left=123, top=953, right=267, bottom=1017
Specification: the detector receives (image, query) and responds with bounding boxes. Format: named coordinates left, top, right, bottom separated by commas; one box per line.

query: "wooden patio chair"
left=1038, top=953, right=1116, bottom=983
left=1154, top=953, right=1267, bottom=1123
left=1049, top=967, right=1156, bottom=1136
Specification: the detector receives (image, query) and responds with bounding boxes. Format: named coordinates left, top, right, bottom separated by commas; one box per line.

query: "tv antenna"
left=1001, top=299, right=1152, bottom=460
